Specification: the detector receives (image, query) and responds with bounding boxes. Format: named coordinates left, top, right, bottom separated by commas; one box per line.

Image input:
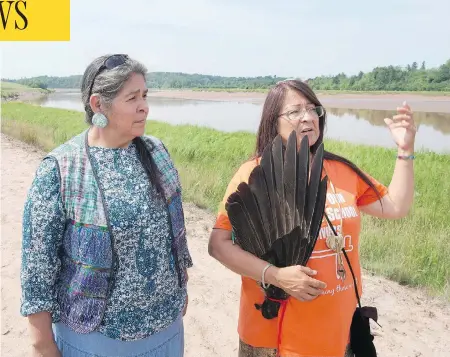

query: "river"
left=34, top=90, right=450, bottom=153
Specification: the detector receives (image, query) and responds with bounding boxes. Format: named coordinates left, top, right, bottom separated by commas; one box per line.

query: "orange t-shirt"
left=214, top=158, right=388, bottom=357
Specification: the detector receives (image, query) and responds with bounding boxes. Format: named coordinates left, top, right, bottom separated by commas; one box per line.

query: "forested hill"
left=3, top=73, right=283, bottom=91
left=4, top=59, right=450, bottom=92
left=308, top=60, right=450, bottom=92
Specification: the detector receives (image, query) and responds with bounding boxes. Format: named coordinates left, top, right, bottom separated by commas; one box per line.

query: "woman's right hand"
left=31, top=341, right=62, bottom=357
left=273, top=265, right=327, bottom=302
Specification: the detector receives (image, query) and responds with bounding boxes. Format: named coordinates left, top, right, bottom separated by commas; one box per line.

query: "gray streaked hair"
left=81, top=54, right=147, bottom=124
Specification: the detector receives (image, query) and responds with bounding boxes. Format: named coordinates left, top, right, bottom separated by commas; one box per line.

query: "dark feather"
left=248, top=166, right=272, bottom=240
left=295, top=135, right=310, bottom=229
left=305, top=142, right=325, bottom=232
left=225, top=200, right=258, bottom=254
left=271, top=135, right=286, bottom=236
left=295, top=237, right=309, bottom=267
left=226, top=184, right=267, bottom=256
left=283, top=131, right=298, bottom=233
left=260, top=143, right=279, bottom=239
left=225, top=130, right=328, bottom=320
left=234, top=182, right=268, bottom=250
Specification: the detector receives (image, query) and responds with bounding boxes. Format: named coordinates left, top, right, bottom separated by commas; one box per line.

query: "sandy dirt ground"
left=147, top=90, right=450, bottom=113
left=1, top=133, right=449, bottom=357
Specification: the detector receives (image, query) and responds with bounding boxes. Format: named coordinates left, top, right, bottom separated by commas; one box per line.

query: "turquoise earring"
left=92, top=113, right=109, bottom=128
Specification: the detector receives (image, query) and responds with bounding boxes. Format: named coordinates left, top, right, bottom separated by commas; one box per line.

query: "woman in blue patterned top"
left=20, top=54, right=193, bottom=357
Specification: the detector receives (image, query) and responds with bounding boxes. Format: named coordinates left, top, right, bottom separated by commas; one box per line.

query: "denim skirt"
left=52, top=315, right=184, bottom=357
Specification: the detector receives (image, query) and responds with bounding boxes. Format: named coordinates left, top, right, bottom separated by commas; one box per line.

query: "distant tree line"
left=17, top=78, right=49, bottom=90
left=4, top=59, right=450, bottom=92
left=3, top=73, right=283, bottom=90
left=307, top=60, right=450, bottom=91
left=147, top=73, right=284, bottom=89
left=11, top=75, right=82, bottom=89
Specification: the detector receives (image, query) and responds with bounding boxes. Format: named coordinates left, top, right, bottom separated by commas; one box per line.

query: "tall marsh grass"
left=2, top=102, right=449, bottom=297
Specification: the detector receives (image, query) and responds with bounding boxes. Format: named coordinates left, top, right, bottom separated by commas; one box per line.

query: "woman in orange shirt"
left=208, top=79, right=416, bottom=357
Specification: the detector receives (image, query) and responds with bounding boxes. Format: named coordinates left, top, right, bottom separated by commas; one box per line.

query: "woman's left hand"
left=384, top=101, right=417, bottom=153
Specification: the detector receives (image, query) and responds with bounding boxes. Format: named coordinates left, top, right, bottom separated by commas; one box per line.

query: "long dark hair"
left=133, top=137, right=164, bottom=199
left=255, top=79, right=383, bottom=202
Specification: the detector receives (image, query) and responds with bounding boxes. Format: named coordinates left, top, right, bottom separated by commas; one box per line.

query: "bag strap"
left=323, top=213, right=362, bottom=309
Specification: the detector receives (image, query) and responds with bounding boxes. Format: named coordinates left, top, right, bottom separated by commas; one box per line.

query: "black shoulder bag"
left=324, top=213, right=380, bottom=357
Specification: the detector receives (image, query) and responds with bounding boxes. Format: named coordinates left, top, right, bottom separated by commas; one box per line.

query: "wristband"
left=397, top=154, right=415, bottom=160
left=231, top=231, right=236, bottom=244
left=261, top=263, right=273, bottom=289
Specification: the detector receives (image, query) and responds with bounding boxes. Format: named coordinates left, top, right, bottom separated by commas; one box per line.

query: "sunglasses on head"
left=87, top=54, right=129, bottom=104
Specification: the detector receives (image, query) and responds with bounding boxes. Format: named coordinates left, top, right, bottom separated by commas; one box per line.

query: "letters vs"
left=0, top=1, right=27, bottom=31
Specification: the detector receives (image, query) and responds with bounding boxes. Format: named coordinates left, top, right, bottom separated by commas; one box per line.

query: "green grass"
left=2, top=102, right=449, bottom=298
left=189, top=87, right=450, bottom=96
left=1, top=81, right=51, bottom=100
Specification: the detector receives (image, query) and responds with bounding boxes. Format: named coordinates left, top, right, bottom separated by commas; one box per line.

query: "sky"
left=1, top=0, right=450, bottom=79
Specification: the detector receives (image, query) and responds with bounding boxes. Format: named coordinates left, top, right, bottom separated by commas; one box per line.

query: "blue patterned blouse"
left=21, top=143, right=188, bottom=341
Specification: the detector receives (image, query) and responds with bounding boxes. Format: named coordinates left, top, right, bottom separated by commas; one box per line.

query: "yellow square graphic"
left=0, top=0, right=70, bottom=41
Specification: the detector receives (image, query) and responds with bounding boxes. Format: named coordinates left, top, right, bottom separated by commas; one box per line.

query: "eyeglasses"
left=279, top=106, right=324, bottom=121
left=86, top=54, right=129, bottom=103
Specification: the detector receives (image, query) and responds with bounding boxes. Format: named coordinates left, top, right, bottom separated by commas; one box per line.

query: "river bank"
left=1, top=81, right=52, bottom=102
